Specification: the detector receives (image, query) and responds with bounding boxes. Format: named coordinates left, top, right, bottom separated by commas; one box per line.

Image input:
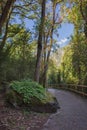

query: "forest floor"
left=0, top=93, right=50, bottom=130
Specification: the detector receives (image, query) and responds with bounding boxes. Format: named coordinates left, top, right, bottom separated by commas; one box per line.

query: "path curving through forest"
left=42, top=89, right=87, bottom=130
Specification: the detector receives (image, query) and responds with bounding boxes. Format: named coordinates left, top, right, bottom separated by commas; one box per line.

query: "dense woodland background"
left=0, top=0, right=87, bottom=87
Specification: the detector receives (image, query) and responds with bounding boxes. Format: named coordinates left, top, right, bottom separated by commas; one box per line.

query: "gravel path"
left=42, top=89, right=87, bottom=130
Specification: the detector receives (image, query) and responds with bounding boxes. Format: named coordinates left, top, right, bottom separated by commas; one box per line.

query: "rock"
left=6, top=87, right=60, bottom=113
left=29, top=97, right=60, bottom=113
left=6, top=89, right=24, bottom=108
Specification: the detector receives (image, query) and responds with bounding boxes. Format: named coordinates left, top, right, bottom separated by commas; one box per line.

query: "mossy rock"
left=6, top=89, right=59, bottom=113
left=6, top=80, right=60, bottom=113
left=29, top=96, right=60, bottom=113
left=6, top=89, right=24, bottom=107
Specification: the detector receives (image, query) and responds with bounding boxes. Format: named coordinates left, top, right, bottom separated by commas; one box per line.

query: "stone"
left=29, top=97, right=60, bottom=113
left=6, top=87, right=60, bottom=113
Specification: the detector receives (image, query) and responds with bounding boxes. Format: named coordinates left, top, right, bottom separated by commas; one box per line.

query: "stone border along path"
left=41, top=89, right=87, bottom=130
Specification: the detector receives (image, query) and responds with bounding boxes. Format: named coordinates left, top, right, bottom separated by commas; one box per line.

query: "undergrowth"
left=10, top=79, right=50, bottom=104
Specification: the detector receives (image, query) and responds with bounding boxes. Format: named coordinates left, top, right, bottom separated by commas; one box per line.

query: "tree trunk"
left=0, top=0, right=16, bottom=34
left=34, top=0, right=46, bottom=82
left=41, top=2, right=55, bottom=87
left=0, top=7, right=13, bottom=64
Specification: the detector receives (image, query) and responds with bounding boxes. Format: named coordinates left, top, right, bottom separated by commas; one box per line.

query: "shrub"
left=10, top=80, right=48, bottom=104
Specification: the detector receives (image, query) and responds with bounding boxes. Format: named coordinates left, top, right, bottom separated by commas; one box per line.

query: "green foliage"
left=1, top=0, right=87, bottom=86
left=0, top=24, right=37, bottom=82
left=58, top=0, right=87, bottom=85
left=60, top=32, right=87, bottom=85
left=10, top=80, right=47, bottom=104
left=48, top=59, right=58, bottom=84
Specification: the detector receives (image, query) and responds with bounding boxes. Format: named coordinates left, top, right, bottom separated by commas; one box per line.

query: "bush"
left=6, top=79, right=59, bottom=113
left=10, top=80, right=48, bottom=104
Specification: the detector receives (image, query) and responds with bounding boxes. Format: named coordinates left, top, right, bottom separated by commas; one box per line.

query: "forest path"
left=42, top=89, right=87, bottom=130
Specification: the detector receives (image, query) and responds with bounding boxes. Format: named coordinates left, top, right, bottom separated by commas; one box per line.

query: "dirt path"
left=42, top=89, right=87, bottom=130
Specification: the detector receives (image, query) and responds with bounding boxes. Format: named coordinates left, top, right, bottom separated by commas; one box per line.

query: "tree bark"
left=0, top=6, right=13, bottom=63
left=34, top=0, right=46, bottom=82
left=0, top=0, right=16, bottom=34
left=41, top=2, right=55, bottom=87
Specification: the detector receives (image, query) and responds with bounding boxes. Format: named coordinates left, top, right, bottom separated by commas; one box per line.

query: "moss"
left=6, top=80, right=59, bottom=113
left=45, top=92, right=55, bottom=102
left=6, top=89, right=23, bottom=106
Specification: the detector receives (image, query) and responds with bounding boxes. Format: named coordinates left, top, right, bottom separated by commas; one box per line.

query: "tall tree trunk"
left=41, top=2, right=55, bottom=87
left=41, top=0, right=63, bottom=87
left=0, top=0, right=16, bottom=34
left=34, top=0, right=46, bottom=82
left=40, top=2, right=55, bottom=87
left=0, top=6, right=13, bottom=64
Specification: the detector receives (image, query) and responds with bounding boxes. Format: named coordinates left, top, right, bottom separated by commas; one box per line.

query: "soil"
left=0, top=93, right=50, bottom=130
